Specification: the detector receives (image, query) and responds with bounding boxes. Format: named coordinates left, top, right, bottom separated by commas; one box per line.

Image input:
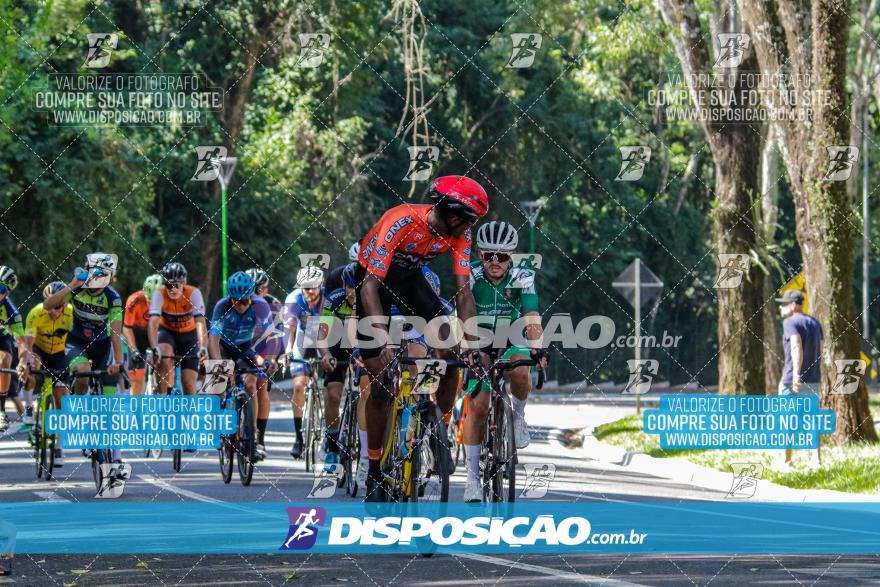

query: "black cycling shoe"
left=364, top=473, right=387, bottom=503
left=290, top=439, right=304, bottom=459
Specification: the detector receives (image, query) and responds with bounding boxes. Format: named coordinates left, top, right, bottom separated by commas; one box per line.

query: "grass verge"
left=593, top=399, right=880, bottom=494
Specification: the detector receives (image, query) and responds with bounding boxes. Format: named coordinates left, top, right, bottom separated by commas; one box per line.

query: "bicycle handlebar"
left=399, top=356, right=545, bottom=389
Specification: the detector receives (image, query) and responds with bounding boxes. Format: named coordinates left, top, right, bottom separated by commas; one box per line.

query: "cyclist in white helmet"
left=463, top=220, right=549, bottom=502
left=348, top=241, right=360, bottom=262
left=283, top=265, right=326, bottom=458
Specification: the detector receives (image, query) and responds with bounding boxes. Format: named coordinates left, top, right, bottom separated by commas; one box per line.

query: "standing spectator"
left=775, top=289, right=823, bottom=466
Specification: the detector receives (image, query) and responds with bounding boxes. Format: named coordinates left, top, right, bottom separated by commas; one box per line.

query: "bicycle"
left=337, top=359, right=361, bottom=496
left=70, top=369, right=131, bottom=496
left=28, top=367, right=68, bottom=480
left=289, top=357, right=324, bottom=472
left=149, top=353, right=190, bottom=473
left=140, top=351, right=161, bottom=460
left=372, top=352, right=453, bottom=503
left=209, top=361, right=262, bottom=486
left=467, top=352, right=544, bottom=502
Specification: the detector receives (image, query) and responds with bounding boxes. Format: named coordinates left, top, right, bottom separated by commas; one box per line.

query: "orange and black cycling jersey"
left=359, top=204, right=472, bottom=279
left=148, top=285, right=206, bottom=333
left=124, top=290, right=150, bottom=331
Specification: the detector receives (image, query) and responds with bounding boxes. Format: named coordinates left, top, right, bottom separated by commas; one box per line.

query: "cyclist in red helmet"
left=355, top=174, right=488, bottom=501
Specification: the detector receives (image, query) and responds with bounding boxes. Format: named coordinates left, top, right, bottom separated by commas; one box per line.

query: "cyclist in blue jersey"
left=0, top=266, right=27, bottom=432
left=208, top=272, right=273, bottom=438
left=283, top=266, right=326, bottom=459
left=246, top=268, right=285, bottom=459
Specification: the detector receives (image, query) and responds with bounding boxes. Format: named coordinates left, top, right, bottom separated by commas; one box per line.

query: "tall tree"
left=742, top=0, right=877, bottom=441
left=655, top=0, right=766, bottom=394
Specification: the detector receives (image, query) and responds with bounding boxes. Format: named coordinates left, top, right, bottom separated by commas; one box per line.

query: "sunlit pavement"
left=2, top=395, right=879, bottom=585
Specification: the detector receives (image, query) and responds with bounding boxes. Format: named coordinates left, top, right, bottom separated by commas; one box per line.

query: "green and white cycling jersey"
left=469, top=260, right=540, bottom=330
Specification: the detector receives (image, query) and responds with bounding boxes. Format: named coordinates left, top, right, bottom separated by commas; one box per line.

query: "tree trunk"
left=197, top=47, right=259, bottom=299
left=743, top=0, right=877, bottom=441
left=712, top=133, right=765, bottom=395
left=760, top=126, right=783, bottom=392
left=656, top=0, right=766, bottom=394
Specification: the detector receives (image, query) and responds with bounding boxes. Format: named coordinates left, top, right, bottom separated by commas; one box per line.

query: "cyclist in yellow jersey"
left=19, top=282, right=72, bottom=463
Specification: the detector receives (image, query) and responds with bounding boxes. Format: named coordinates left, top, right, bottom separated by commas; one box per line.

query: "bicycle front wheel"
left=172, top=448, right=182, bottom=473
left=309, top=387, right=324, bottom=471
left=408, top=404, right=450, bottom=503
left=344, top=393, right=360, bottom=496
left=43, top=392, right=57, bottom=481
left=302, top=386, right=314, bottom=472
left=490, top=394, right=517, bottom=502
left=219, top=434, right=234, bottom=483
left=237, top=396, right=255, bottom=486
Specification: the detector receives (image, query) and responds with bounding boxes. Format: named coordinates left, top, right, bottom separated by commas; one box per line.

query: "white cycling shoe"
left=356, top=457, right=369, bottom=486
left=514, top=416, right=530, bottom=449
left=464, top=477, right=483, bottom=503
left=0, top=412, right=7, bottom=432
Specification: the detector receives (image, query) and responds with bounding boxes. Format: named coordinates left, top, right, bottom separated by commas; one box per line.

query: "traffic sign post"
left=215, top=157, right=238, bottom=297
left=612, top=258, right=663, bottom=413
left=521, top=199, right=544, bottom=254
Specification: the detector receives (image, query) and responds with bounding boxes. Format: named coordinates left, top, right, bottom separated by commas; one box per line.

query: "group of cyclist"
left=0, top=174, right=549, bottom=503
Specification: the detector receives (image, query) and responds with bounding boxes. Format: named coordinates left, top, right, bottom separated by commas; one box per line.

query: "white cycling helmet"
left=476, top=221, right=518, bottom=251
left=348, top=241, right=361, bottom=262
left=296, top=266, right=324, bottom=289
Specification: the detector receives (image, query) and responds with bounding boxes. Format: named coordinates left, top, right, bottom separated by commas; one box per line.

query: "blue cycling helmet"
left=227, top=271, right=255, bottom=299
left=422, top=266, right=440, bottom=296
left=342, top=262, right=357, bottom=288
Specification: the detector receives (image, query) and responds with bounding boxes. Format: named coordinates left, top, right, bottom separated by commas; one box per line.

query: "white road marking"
left=456, top=553, right=648, bottom=586
left=32, top=491, right=71, bottom=502
left=138, top=475, right=220, bottom=502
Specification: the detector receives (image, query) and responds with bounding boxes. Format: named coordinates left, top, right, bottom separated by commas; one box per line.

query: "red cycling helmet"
left=429, top=175, right=489, bottom=219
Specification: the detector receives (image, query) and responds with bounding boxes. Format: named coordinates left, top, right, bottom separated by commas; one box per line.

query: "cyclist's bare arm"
left=109, top=319, right=124, bottom=374
left=44, top=278, right=81, bottom=310
left=195, top=316, right=208, bottom=348
left=453, top=273, right=478, bottom=348
left=359, top=274, right=394, bottom=364
left=122, top=325, right=138, bottom=353
left=208, top=333, right=222, bottom=360
left=523, top=311, right=544, bottom=348
left=147, top=315, right=160, bottom=349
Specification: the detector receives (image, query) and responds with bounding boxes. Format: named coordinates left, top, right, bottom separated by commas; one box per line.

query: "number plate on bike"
left=199, top=360, right=234, bottom=394
left=409, top=359, right=447, bottom=396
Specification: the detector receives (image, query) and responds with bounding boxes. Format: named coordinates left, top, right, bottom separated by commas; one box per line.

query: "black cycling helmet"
left=342, top=262, right=357, bottom=288
left=161, top=262, right=187, bottom=283
left=245, top=268, right=270, bottom=288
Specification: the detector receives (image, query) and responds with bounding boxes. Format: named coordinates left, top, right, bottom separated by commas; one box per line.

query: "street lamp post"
left=215, top=157, right=238, bottom=297
left=521, top=200, right=544, bottom=254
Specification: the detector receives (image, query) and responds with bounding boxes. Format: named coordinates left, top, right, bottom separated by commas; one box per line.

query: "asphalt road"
left=2, top=395, right=879, bottom=586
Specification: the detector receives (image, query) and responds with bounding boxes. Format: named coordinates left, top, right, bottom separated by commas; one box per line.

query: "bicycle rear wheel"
left=489, top=394, right=517, bottom=502
left=237, top=396, right=255, bottom=486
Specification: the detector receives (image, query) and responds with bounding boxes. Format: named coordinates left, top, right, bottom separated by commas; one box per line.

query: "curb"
left=579, top=426, right=876, bottom=503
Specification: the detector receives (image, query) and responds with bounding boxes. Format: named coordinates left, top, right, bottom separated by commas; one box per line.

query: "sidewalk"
left=527, top=394, right=876, bottom=503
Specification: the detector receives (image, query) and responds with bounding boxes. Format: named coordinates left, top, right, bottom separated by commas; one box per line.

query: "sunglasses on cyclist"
left=230, top=297, right=252, bottom=307
left=166, top=281, right=183, bottom=290
left=480, top=251, right=511, bottom=263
